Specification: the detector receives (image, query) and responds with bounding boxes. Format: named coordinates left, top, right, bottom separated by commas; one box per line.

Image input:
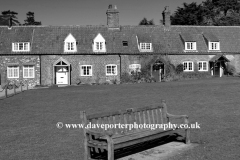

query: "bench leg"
left=84, top=139, right=90, bottom=160
left=107, top=137, right=114, bottom=160
left=185, top=128, right=190, bottom=144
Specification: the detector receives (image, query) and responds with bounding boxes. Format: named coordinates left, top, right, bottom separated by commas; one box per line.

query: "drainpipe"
left=119, top=54, right=121, bottom=81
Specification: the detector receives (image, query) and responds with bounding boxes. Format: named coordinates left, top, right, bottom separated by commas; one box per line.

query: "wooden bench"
left=80, top=100, right=190, bottom=160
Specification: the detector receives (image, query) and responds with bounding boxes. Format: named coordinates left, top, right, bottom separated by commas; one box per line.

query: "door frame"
left=53, top=57, right=71, bottom=85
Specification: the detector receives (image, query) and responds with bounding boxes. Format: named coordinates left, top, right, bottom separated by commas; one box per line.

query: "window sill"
left=93, top=50, right=106, bottom=52
left=208, top=50, right=221, bottom=52
left=184, top=50, right=198, bottom=52
left=139, top=50, right=153, bottom=52
left=80, top=75, right=93, bottom=77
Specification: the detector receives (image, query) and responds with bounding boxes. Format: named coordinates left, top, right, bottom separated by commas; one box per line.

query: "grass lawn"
left=0, top=77, right=240, bottom=160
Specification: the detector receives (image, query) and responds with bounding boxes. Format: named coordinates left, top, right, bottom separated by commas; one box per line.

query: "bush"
left=226, top=64, right=236, bottom=76
left=176, top=64, right=184, bottom=74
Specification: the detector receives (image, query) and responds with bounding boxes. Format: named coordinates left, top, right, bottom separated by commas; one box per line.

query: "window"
left=123, top=41, right=128, bottom=46
left=129, top=64, right=141, bottom=73
left=185, top=42, right=196, bottom=51
left=64, top=34, right=77, bottom=52
left=12, top=42, right=30, bottom=52
left=96, top=42, right=103, bottom=50
left=7, top=66, right=19, bottom=78
left=93, top=33, right=106, bottom=52
left=106, top=64, right=117, bottom=76
left=183, top=61, right=194, bottom=71
left=140, top=43, right=152, bottom=51
left=198, top=61, right=208, bottom=71
left=23, top=65, right=35, bottom=78
left=66, top=42, right=75, bottom=51
left=209, top=42, right=220, bottom=51
left=81, top=65, right=92, bottom=76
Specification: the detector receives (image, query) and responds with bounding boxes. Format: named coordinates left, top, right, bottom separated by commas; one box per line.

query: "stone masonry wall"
left=0, top=55, right=40, bottom=86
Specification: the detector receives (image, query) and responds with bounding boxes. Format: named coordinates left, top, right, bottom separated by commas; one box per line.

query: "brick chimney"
left=106, top=4, right=119, bottom=29
left=162, top=6, right=171, bottom=30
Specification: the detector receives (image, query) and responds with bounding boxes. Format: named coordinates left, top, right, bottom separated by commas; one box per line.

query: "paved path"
left=119, top=142, right=197, bottom=160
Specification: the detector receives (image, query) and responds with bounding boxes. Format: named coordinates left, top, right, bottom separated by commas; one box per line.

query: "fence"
left=0, top=81, right=29, bottom=100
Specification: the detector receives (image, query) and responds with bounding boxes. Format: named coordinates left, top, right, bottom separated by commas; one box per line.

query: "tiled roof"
left=0, top=25, right=240, bottom=55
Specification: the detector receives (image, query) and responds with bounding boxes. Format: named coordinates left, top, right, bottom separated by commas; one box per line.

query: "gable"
left=94, top=33, right=105, bottom=42
left=64, top=33, right=76, bottom=42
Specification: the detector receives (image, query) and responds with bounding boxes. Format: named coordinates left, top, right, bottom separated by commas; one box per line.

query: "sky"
left=1, top=0, right=204, bottom=26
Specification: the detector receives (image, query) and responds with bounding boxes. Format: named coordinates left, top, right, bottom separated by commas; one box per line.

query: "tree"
left=171, top=2, right=205, bottom=25
left=0, top=10, right=20, bottom=26
left=171, top=0, right=240, bottom=26
left=139, top=17, right=155, bottom=25
left=23, top=12, right=41, bottom=25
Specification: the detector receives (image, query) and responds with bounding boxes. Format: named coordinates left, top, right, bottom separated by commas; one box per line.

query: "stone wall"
left=0, top=55, right=40, bottom=86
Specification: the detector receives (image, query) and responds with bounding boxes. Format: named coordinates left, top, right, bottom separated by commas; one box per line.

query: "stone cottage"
left=0, top=5, right=240, bottom=86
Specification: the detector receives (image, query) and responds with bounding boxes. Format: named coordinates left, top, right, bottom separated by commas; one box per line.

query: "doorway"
left=53, top=58, right=71, bottom=85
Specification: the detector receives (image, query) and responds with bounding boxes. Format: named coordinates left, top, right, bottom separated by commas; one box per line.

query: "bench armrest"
left=166, top=113, right=189, bottom=125
left=167, top=113, right=188, bottom=119
left=86, top=128, right=114, bottom=137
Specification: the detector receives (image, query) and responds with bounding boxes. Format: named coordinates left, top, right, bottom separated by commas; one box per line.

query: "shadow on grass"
left=89, top=133, right=186, bottom=160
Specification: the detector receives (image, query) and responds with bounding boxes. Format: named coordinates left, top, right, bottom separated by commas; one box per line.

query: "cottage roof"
left=0, top=25, right=240, bottom=55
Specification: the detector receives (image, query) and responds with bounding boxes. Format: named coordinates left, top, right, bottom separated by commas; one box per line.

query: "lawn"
left=0, top=77, right=240, bottom=160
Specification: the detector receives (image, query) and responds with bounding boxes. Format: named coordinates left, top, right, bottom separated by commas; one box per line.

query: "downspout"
left=119, top=54, right=121, bottom=82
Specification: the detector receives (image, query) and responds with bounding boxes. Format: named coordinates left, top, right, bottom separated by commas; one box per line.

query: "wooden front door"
left=56, top=66, right=68, bottom=85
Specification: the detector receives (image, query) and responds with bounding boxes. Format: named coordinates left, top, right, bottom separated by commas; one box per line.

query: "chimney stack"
left=162, top=6, right=171, bottom=30
left=106, top=4, right=119, bottom=29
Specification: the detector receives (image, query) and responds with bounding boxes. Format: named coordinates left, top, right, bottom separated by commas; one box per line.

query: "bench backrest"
left=81, top=100, right=168, bottom=136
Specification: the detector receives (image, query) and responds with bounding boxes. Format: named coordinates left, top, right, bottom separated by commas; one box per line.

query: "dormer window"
left=64, top=34, right=77, bottom=52
left=12, top=42, right=30, bottom=52
left=185, top=42, right=196, bottom=51
left=139, top=43, right=152, bottom=52
left=93, top=33, right=106, bottom=52
left=209, top=42, right=220, bottom=51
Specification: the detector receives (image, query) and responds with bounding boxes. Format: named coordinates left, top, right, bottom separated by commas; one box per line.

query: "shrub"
left=226, top=64, right=236, bottom=76
left=176, top=64, right=184, bottom=74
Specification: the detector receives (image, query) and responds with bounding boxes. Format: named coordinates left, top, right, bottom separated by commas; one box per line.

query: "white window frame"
left=106, top=64, right=117, bottom=76
left=64, top=34, right=77, bottom=52
left=65, top=42, right=76, bottom=52
left=81, top=65, right=93, bottom=76
left=139, top=43, right=152, bottom=52
left=129, top=64, right=141, bottom=73
left=12, top=42, right=30, bottom=52
left=185, top=42, right=197, bottom=51
left=198, top=61, right=208, bottom=71
left=7, top=66, right=19, bottom=78
left=93, top=33, right=106, bottom=52
left=23, top=65, right=35, bottom=78
left=209, top=42, right=220, bottom=51
left=183, top=61, right=194, bottom=71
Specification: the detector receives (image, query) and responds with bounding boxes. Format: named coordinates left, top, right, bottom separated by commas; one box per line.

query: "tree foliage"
left=139, top=17, right=155, bottom=25
left=171, top=0, right=240, bottom=26
left=0, top=10, right=20, bottom=26
left=171, top=2, right=205, bottom=25
left=23, top=12, right=41, bottom=25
